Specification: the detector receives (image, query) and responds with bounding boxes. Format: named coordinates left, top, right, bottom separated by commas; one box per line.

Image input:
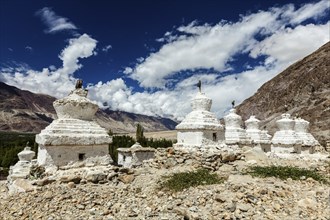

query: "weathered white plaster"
left=272, top=114, right=299, bottom=149
left=37, top=145, right=110, bottom=167
left=53, top=89, right=98, bottom=121
left=224, top=109, right=251, bottom=145
left=36, top=87, right=112, bottom=167
left=17, top=146, right=35, bottom=162
left=294, top=118, right=319, bottom=148
left=175, top=92, right=224, bottom=150
left=245, top=116, right=271, bottom=151
left=7, top=147, right=36, bottom=182
left=117, top=142, right=155, bottom=168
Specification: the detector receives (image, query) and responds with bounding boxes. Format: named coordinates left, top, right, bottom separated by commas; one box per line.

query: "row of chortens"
left=7, top=80, right=325, bottom=190
left=174, top=81, right=320, bottom=154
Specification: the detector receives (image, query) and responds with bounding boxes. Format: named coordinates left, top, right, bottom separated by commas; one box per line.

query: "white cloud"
left=36, top=7, right=78, bottom=33
left=0, top=34, right=97, bottom=98
left=59, top=34, right=97, bottom=75
left=129, top=11, right=281, bottom=88
left=1, top=1, right=329, bottom=121
left=25, top=46, right=33, bottom=51
left=250, top=22, right=330, bottom=65
left=126, top=1, right=329, bottom=89
left=123, top=67, right=133, bottom=74
left=283, top=0, right=329, bottom=24
left=102, top=45, right=112, bottom=52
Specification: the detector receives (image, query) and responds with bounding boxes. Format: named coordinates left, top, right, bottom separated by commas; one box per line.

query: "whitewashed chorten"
left=245, top=115, right=271, bottom=151
left=271, top=113, right=300, bottom=150
left=175, top=82, right=224, bottom=150
left=36, top=81, right=112, bottom=167
left=117, top=142, right=155, bottom=168
left=294, top=118, right=319, bottom=151
left=224, top=108, right=251, bottom=145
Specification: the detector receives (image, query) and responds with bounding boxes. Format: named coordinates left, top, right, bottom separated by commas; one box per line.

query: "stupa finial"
left=196, top=80, right=202, bottom=93
left=75, top=79, right=83, bottom=89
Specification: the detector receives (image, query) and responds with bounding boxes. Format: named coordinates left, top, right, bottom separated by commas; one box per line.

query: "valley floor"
left=0, top=148, right=329, bottom=220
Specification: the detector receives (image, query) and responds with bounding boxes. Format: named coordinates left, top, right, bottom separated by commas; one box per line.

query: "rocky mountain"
left=0, top=82, right=56, bottom=132
left=0, top=82, right=177, bottom=134
left=236, top=42, right=330, bottom=146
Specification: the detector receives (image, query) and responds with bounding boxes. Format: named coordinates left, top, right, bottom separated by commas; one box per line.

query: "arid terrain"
left=1, top=147, right=329, bottom=220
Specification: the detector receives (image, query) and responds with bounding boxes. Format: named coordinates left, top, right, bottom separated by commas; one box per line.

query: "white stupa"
left=245, top=115, right=271, bottom=151
left=36, top=81, right=112, bottom=167
left=271, top=113, right=300, bottom=151
left=174, top=82, right=224, bottom=150
left=224, top=108, right=251, bottom=145
left=117, top=142, right=155, bottom=168
left=294, top=118, right=319, bottom=151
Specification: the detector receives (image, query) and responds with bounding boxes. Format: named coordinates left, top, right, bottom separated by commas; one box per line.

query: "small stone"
left=44, top=191, right=53, bottom=199
left=227, top=202, right=236, bottom=212
left=118, top=174, right=135, bottom=184
left=221, top=152, right=237, bottom=163
left=35, top=178, right=56, bottom=186
left=246, top=194, right=258, bottom=204
left=67, top=182, right=76, bottom=188
left=107, top=172, right=118, bottom=180
left=59, top=175, right=81, bottom=184
left=76, top=204, right=85, bottom=210
left=215, top=194, right=226, bottom=203
left=237, top=203, right=251, bottom=212
left=297, top=198, right=318, bottom=210
left=273, top=203, right=281, bottom=211
left=85, top=170, right=106, bottom=183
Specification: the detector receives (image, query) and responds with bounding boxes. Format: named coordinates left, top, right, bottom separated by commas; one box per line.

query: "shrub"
left=248, top=165, right=329, bottom=184
left=109, top=135, right=135, bottom=163
left=161, top=169, right=223, bottom=192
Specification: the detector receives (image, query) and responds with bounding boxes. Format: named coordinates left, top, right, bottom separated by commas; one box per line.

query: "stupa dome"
left=245, top=115, right=260, bottom=130
left=176, top=92, right=222, bottom=130
left=276, top=113, right=295, bottom=131
left=53, top=89, right=98, bottom=121
left=224, top=108, right=243, bottom=128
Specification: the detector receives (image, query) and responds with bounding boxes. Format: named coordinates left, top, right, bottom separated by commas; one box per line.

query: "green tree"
left=136, top=123, right=147, bottom=147
left=109, top=135, right=135, bottom=164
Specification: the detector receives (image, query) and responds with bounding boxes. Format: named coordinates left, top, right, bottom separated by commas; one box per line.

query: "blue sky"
left=0, top=0, right=329, bottom=119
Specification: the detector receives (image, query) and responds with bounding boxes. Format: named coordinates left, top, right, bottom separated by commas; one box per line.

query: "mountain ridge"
left=0, top=82, right=177, bottom=134
left=236, top=41, right=330, bottom=146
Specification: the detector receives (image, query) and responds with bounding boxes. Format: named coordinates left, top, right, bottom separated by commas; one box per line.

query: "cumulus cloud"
left=126, top=1, right=329, bottom=89
left=283, top=0, right=329, bottom=24
left=102, top=45, right=112, bottom=52
left=25, top=46, right=33, bottom=51
left=36, top=7, right=78, bottom=33
left=129, top=11, right=278, bottom=88
left=0, top=34, right=97, bottom=97
left=1, top=1, right=329, bottom=121
left=249, top=23, right=330, bottom=65
left=114, top=0, right=328, bottom=118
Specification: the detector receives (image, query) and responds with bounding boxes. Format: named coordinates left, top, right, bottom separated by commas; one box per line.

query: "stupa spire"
left=196, top=80, right=202, bottom=93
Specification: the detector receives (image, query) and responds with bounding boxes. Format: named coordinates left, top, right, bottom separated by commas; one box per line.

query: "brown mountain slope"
left=237, top=42, right=330, bottom=146
left=0, top=82, right=56, bottom=132
left=0, top=82, right=177, bottom=133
